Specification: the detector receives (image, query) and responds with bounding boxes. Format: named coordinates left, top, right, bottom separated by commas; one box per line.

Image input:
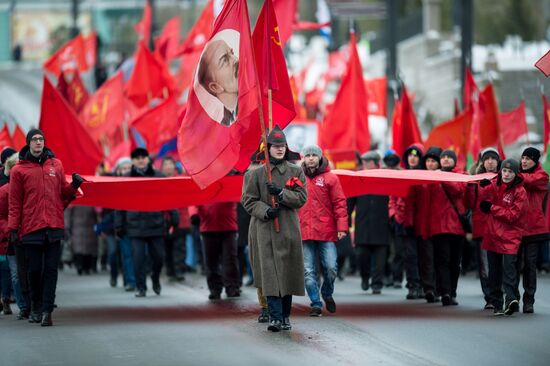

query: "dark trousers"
left=474, top=238, right=491, bottom=302
left=487, top=251, right=518, bottom=309
left=402, top=233, right=421, bottom=289
left=201, top=232, right=240, bottom=295
left=25, top=240, right=61, bottom=313
left=356, top=245, right=387, bottom=290
left=165, top=229, right=188, bottom=277
left=516, top=241, right=540, bottom=305
left=15, top=245, right=30, bottom=311
left=267, top=295, right=292, bottom=322
left=417, top=238, right=437, bottom=294
left=131, top=237, right=164, bottom=292
left=390, top=229, right=405, bottom=284
left=432, top=234, right=463, bottom=298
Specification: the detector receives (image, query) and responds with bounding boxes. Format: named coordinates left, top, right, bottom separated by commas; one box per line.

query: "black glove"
left=9, top=230, right=18, bottom=245
left=71, top=173, right=85, bottom=189
left=190, top=214, right=200, bottom=226
left=265, top=207, right=280, bottom=220
left=266, top=183, right=283, bottom=196
left=479, top=200, right=492, bottom=214
left=479, top=178, right=491, bottom=188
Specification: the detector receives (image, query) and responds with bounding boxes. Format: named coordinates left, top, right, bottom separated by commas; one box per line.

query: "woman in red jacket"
left=479, top=159, right=528, bottom=316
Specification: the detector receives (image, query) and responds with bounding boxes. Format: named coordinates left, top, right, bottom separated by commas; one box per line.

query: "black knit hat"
left=423, top=146, right=443, bottom=164
left=131, top=147, right=149, bottom=159
left=501, top=158, right=520, bottom=174
left=26, top=128, right=44, bottom=145
left=521, top=147, right=541, bottom=165
left=440, top=149, right=457, bottom=163
left=1, top=147, right=17, bottom=165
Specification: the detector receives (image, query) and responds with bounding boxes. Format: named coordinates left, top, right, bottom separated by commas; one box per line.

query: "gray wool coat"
left=242, top=161, right=308, bottom=297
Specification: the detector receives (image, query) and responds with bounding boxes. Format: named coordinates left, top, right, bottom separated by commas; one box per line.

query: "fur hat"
left=131, top=147, right=149, bottom=159
left=4, top=153, right=19, bottom=174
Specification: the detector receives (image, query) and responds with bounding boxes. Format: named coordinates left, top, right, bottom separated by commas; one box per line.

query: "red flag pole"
left=251, top=0, right=279, bottom=232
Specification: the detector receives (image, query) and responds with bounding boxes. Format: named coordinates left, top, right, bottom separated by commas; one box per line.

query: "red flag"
left=426, top=108, right=473, bottom=170
left=134, top=0, right=152, bottom=46
left=176, top=0, right=214, bottom=55
left=80, top=72, right=126, bottom=149
left=365, top=77, right=387, bottom=117
left=479, top=84, right=504, bottom=157
left=543, top=94, right=550, bottom=152
left=392, top=86, right=422, bottom=157
left=272, top=0, right=297, bottom=47
left=0, top=125, right=13, bottom=150
left=83, top=31, right=97, bottom=70
left=500, top=101, right=528, bottom=145
left=57, top=71, right=89, bottom=113
left=39, top=77, right=103, bottom=175
left=43, top=34, right=88, bottom=77
left=177, top=0, right=261, bottom=188
left=252, top=0, right=296, bottom=130
left=535, top=50, right=550, bottom=77
left=11, top=125, right=26, bottom=150
left=154, top=17, right=181, bottom=61
left=320, top=32, right=370, bottom=153
left=126, top=42, right=175, bottom=108
left=131, top=95, right=180, bottom=154
left=463, top=67, right=478, bottom=109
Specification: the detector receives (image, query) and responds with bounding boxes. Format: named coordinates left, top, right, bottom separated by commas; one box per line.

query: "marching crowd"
left=0, top=127, right=549, bottom=331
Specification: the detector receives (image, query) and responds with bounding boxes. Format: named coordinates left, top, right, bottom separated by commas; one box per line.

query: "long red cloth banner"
left=72, top=170, right=493, bottom=211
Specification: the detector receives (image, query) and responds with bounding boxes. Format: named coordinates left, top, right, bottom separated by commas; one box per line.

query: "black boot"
left=41, top=312, right=53, bottom=326
left=267, top=319, right=282, bottom=332
left=28, top=311, right=42, bottom=323
left=257, top=308, right=269, bottom=323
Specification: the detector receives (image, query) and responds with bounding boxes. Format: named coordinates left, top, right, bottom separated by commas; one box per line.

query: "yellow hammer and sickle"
left=271, top=26, right=281, bottom=47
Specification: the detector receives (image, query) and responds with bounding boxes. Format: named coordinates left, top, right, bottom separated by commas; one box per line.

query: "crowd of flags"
left=1, top=0, right=549, bottom=189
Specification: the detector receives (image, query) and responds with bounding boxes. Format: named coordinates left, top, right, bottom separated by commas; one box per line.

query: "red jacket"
left=428, top=181, right=466, bottom=237
left=190, top=203, right=238, bottom=233
left=0, top=183, right=8, bottom=254
left=408, top=184, right=431, bottom=239
left=465, top=182, right=497, bottom=239
left=482, top=175, right=528, bottom=254
left=8, top=148, right=76, bottom=238
left=299, top=162, right=348, bottom=242
left=520, top=164, right=549, bottom=238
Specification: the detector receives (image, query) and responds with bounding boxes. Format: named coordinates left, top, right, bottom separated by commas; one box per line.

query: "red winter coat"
left=299, top=161, right=348, bottom=242
left=8, top=148, right=76, bottom=238
left=408, top=184, right=431, bottom=239
left=428, top=180, right=466, bottom=237
left=520, top=165, right=549, bottom=238
left=482, top=175, right=528, bottom=254
left=190, top=203, right=238, bottom=233
left=465, top=182, right=497, bottom=239
left=0, top=183, right=8, bottom=254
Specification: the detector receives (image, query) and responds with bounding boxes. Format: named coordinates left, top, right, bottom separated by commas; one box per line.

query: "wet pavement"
left=1, top=268, right=549, bottom=366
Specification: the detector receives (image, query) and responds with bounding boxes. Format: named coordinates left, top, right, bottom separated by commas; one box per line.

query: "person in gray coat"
left=242, top=126, right=307, bottom=332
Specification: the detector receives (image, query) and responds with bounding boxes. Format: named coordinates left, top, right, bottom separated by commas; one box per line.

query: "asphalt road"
left=1, top=267, right=549, bottom=366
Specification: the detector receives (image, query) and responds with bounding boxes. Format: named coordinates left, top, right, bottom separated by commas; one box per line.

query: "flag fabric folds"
left=252, top=0, right=296, bottom=130
left=11, top=125, right=26, bottom=150
left=320, top=32, right=370, bottom=153
left=154, top=17, right=181, bottom=61
left=543, top=94, right=550, bottom=152
left=392, top=85, right=422, bottom=157
left=39, top=77, right=103, bottom=175
left=134, top=0, right=152, bottom=46
left=125, top=42, right=175, bottom=108
left=535, top=50, right=550, bottom=77
left=500, top=101, right=528, bottom=145
left=57, top=71, right=89, bottom=113
left=43, top=34, right=89, bottom=76
left=0, top=125, right=13, bottom=150
left=177, top=0, right=261, bottom=188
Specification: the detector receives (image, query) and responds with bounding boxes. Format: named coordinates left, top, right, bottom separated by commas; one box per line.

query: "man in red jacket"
left=8, top=129, right=83, bottom=326
left=298, top=145, right=348, bottom=316
left=517, top=147, right=549, bottom=313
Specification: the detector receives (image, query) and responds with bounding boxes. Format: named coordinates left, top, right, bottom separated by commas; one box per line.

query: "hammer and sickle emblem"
left=271, top=26, right=281, bottom=47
